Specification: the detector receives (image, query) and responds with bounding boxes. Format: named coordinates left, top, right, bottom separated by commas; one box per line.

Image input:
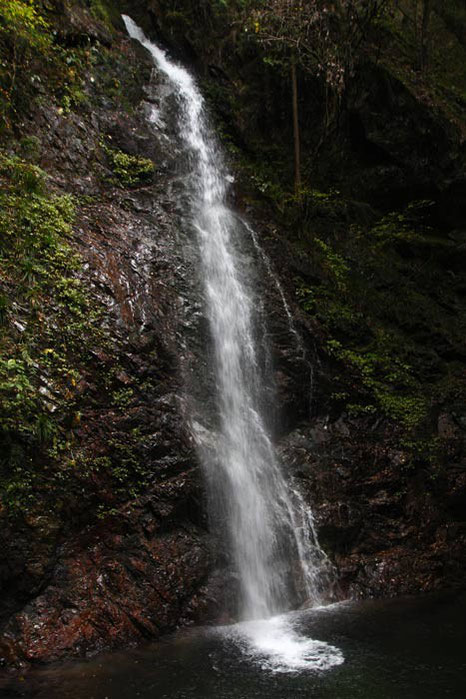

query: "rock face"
left=280, top=416, right=466, bottom=600
left=0, top=5, right=214, bottom=664
left=1, top=494, right=211, bottom=664
left=0, top=0, right=465, bottom=668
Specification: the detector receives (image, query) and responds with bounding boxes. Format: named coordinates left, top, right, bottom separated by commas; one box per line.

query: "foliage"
left=0, top=151, right=103, bottom=513
left=0, top=1, right=165, bottom=519
left=0, top=0, right=52, bottom=126
left=88, top=0, right=112, bottom=29
left=326, top=337, right=428, bottom=429
left=248, top=0, right=389, bottom=93
left=295, top=194, right=465, bottom=436
left=0, top=0, right=50, bottom=51
left=0, top=1, right=112, bottom=128
left=102, top=142, right=155, bottom=187
left=374, top=1, right=466, bottom=131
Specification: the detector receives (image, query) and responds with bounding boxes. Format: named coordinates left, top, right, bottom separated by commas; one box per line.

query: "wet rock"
left=280, top=415, right=466, bottom=599
left=0, top=15, right=213, bottom=666
left=1, top=488, right=211, bottom=663
left=2, top=0, right=466, bottom=669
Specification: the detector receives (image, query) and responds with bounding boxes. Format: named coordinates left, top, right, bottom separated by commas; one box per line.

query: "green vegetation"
left=0, top=0, right=463, bottom=514
left=0, top=0, right=88, bottom=127
left=0, top=152, right=105, bottom=512
left=102, top=141, right=155, bottom=187
left=0, top=1, right=123, bottom=129
left=374, top=1, right=466, bottom=131
left=294, top=195, right=465, bottom=446
left=88, top=0, right=114, bottom=29
left=0, top=0, right=52, bottom=126
left=189, top=2, right=465, bottom=459
left=0, top=1, right=163, bottom=521
left=0, top=150, right=158, bottom=517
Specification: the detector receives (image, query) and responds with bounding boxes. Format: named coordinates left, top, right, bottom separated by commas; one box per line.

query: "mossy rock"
left=102, top=142, right=155, bottom=187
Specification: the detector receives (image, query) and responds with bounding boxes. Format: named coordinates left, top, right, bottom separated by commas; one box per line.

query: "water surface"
left=3, top=592, right=465, bottom=698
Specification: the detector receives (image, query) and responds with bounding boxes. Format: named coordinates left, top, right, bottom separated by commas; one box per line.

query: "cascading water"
left=123, top=16, right=343, bottom=672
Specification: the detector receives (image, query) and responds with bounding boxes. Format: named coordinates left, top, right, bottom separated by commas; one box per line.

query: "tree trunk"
left=291, top=58, right=301, bottom=194
left=420, top=0, right=432, bottom=72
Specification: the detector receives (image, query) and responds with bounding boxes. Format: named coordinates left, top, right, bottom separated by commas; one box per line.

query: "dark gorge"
left=0, top=0, right=465, bottom=692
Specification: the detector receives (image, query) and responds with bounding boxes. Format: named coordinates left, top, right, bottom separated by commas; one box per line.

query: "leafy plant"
left=102, top=142, right=155, bottom=187
left=294, top=192, right=465, bottom=441
left=0, top=0, right=52, bottom=124
left=0, top=151, right=104, bottom=514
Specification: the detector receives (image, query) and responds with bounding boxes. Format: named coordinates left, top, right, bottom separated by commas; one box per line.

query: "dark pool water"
left=2, top=592, right=466, bottom=699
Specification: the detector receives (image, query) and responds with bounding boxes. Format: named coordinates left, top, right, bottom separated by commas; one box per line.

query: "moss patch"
left=102, top=141, right=155, bottom=187
left=294, top=192, right=465, bottom=453
left=0, top=152, right=105, bottom=513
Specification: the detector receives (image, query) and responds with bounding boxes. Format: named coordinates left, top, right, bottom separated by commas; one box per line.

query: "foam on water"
left=219, top=613, right=344, bottom=674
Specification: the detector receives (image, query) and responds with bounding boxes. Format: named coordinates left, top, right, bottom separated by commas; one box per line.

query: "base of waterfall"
left=3, top=592, right=465, bottom=697
left=216, top=610, right=344, bottom=674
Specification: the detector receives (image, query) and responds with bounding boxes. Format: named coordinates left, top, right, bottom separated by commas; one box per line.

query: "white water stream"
left=123, top=16, right=343, bottom=673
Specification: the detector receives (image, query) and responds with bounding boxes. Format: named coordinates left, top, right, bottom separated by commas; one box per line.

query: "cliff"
left=0, top=0, right=465, bottom=666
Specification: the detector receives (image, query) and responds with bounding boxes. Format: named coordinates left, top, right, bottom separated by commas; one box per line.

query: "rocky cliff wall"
left=0, top=0, right=465, bottom=668
left=0, top=2, right=213, bottom=664
left=131, top=0, right=466, bottom=605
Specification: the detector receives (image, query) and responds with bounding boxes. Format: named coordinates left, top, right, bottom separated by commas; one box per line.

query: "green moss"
left=0, top=3, right=169, bottom=520
left=88, top=0, right=113, bottom=30
left=102, top=142, right=155, bottom=187
left=0, top=1, right=52, bottom=127
left=0, top=1, right=129, bottom=130
left=294, top=192, right=465, bottom=440
left=111, top=386, right=134, bottom=407
left=0, top=151, right=104, bottom=514
left=326, top=338, right=428, bottom=429
left=19, top=134, right=41, bottom=161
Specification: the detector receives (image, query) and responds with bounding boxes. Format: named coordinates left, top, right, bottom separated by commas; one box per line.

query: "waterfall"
left=241, top=217, right=317, bottom=416
left=123, top=16, right=343, bottom=672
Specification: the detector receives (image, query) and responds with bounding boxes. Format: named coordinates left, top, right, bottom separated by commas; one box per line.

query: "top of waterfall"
left=122, top=15, right=196, bottom=94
